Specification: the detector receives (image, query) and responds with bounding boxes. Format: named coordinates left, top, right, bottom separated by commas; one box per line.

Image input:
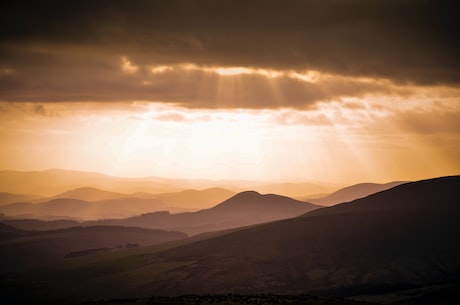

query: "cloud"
left=1, top=0, right=459, bottom=86
left=1, top=1, right=459, bottom=110
left=0, top=51, right=423, bottom=109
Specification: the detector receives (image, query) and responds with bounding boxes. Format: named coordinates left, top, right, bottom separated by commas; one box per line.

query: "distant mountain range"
left=87, top=191, right=321, bottom=235
left=0, top=169, right=336, bottom=198
left=3, top=191, right=321, bottom=235
left=0, top=175, right=411, bottom=221
left=0, top=178, right=411, bottom=220
left=0, top=187, right=236, bottom=219
left=0, top=197, right=166, bottom=220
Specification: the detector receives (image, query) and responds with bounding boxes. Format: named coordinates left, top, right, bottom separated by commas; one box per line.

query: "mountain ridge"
left=304, top=181, right=408, bottom=206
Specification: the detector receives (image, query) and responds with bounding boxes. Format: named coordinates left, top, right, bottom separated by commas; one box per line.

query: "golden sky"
left=0, top=1, right=459, bottom=184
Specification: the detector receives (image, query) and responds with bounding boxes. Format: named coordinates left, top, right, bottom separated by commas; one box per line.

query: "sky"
left=0, top=0, right=459, bottom=184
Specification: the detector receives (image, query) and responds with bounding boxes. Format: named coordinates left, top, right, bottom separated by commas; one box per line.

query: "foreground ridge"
left=80, top=294, right=374, bottom=305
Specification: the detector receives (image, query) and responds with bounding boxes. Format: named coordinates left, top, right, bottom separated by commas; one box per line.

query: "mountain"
left=208, top=191, right=318, bottom=216
left=304, top=181, right=408, bottom=206
left=87, top=191, right=321, bottom=235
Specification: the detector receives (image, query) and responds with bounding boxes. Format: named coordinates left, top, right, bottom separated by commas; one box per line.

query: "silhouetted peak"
left=69, top=187, right=100, bottom=192
left=210, top=190, right=316, bottom=213
left=232, top=190, right=261, bottom=199
left=55, top=187, right=117, bottom=196
left=209, top=191, right=268, bottom=210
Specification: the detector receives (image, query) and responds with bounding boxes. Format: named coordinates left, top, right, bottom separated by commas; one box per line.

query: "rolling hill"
left=1, top=218, right=81, bottom=231
left=0, top=224, right=187, bottom=272
left=0, top=197, right=167, bottom=220
left=50, top=187, right=129, bottom=201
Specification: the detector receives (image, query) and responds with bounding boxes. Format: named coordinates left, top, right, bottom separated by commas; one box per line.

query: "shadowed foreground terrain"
left=80, top=294, right=374, bottom=305
left=0, top=225, right=187, bottom=271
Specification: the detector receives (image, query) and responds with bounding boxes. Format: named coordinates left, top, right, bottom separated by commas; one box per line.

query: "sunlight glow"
left=147, top=63, right=319, bottom=81
left=215, top=67, right=252, bottom=76
left=1, top=100, right=458, bottom=183
left=288, top=71, right=321, bottom=83
left=151, top=65, right=174, bottom=74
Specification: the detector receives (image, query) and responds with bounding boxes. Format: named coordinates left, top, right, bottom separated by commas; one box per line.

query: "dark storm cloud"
left=0, top=0, right=459, bottom=106
left=0, top=53, right=399, bottom=109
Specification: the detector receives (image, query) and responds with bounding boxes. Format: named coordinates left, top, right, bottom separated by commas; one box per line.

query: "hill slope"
left=304, top=181, right=408, bottom=206
left=51, top=187, right=128, bottom=201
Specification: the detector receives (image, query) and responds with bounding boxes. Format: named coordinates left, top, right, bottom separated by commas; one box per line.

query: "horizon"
left=1, top=166, right=456, bottom=201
